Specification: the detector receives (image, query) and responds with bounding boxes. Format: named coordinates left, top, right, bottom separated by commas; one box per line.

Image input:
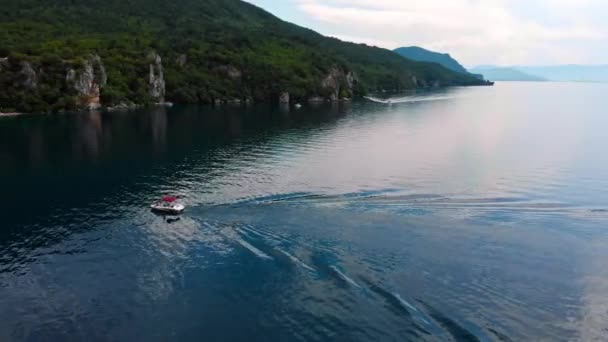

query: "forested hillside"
left=0, top=0, right=489, bottom=112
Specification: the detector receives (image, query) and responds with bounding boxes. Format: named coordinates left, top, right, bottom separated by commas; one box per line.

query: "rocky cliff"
left=0, top=52, right=171, bottom=112
left=276, top=66, right=358, bottom=105
left=0, top=59, right=44, bottom=112
left=411, top=76, right=441, bottom=88
left=19, top=62, right=38, bottom=90
left=321, top=66, right=358, bottom=101
left=148, top=52, right=166, bottom=102
left=66, top=55, right=107, bottom=110
left=3, top=51, right=365, bottom=111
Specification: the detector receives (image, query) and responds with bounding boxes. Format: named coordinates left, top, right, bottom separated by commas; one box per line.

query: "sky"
left=246, top=0, right=607, bottom=67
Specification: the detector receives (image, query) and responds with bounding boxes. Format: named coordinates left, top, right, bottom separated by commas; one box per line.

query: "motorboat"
left=151, top=196, right=185, bottom=214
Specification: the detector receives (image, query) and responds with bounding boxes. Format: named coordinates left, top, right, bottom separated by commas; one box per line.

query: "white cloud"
left=290, top=0, right=606, bottom=66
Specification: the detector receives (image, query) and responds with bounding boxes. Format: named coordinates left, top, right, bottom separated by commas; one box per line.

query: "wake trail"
left=329, top=266, right=362, bottom=288
left=364, top=95, right=456, bottom=104
left=203, top=222, right=274, bottom=260
left=276, top=248, right=316, bottom=272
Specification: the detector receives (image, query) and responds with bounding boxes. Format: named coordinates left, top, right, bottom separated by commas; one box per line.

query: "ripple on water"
left=2, top=84, right=608, bottom=340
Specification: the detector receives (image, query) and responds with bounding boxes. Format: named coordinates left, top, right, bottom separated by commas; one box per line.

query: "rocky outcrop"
left=66, top=55, right=107, bottom=110
left=321, top=66, right=358, bottom=101
left=227, top=66, right=242, bottom=80
left=0, top=57, right=8, bottom=72
left=279, top=92, right=290, bottom=104
left=411, top=75, right=442, bottom=89
left=148, top=51, right=165, bottom=102
left=215, top=65, right=242, bottom=80
left=346, top=72, right=356, bottom=91
left=176, top=54, right=187, bottom=67
left=19, top=61, right=38, bottom=90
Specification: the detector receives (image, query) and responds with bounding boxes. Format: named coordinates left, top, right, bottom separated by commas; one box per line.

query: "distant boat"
left=151, top=196, right=185, bottom=214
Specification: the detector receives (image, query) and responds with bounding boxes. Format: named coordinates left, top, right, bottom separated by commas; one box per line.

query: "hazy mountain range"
left=392, top=46, right=608, bottom=83
left=470, top=65, right=608, bottom=83
left=468, top=67, right=547, bottom=82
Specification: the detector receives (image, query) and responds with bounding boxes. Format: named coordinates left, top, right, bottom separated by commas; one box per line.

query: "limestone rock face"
left=321, top=66, right=358, bottom=101
left=215, top=65, right=242, bottom=80
left=19, top=61, right=38, bottom=90
left=148, top=51, right=166, bottom=102
left=346, top=71, right=356, bottom=90
left=227, top=66, right=242, bottom=80
left=176, top=54, right=187, bottom=67
left=279, top=92, right=290, bottom=104
left=66, top=54, right=107, bottom=110
left=410, top=75, right=441, bottom=89
left=0, top=57, right=8, bottom=72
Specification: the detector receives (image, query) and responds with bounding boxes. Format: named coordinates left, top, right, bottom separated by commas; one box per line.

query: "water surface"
left=1, top=82, right=608, bottom=341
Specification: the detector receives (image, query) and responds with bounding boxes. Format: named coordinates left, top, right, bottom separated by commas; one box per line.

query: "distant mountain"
left=517, top=65, right=608, bottom=83
left=471, top=65, right=608, bottom=83
left=469, top=67, right=547, bottom=82
left=394, top=47, right=468, bottom=74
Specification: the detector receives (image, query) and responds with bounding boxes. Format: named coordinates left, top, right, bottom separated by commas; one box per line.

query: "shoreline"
left=0, top=112, right=23, bottom=117
left=0, top=83, right=494, bottom=117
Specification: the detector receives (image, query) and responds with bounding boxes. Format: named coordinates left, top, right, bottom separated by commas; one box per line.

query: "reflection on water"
left=1, top=83, right=608, bottom=341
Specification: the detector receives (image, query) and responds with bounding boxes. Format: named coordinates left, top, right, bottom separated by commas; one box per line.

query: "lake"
left=1, top=82, right=607, bottom=341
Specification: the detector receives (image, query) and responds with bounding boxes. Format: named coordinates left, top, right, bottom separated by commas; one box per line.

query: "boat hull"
left=150, top=203, right=185, bottom=215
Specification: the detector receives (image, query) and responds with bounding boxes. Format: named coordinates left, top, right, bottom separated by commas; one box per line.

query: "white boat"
left=151, top=196, right=185, bottom=214
left=151, top=201, right=185, bottom=214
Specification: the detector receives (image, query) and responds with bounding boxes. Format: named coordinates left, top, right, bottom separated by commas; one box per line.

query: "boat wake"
left=364, top=94, right=457, bottom=104
left=181, top=188, right=600, bottom=341
left=193, top=217, right=493, bottom=341
left=222, top=190, right=608, bottom=220
left=329, top=265, right=362, bottom=288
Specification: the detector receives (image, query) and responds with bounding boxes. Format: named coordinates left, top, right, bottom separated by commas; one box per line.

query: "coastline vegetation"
left=0, top=0, right=488, bottom=113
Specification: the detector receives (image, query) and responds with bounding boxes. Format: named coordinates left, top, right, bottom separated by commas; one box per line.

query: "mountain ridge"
left=469, top=67, right=547, bottom=82
left=516, top=65, right=608, bottom=83
left=470, top=64, right=608, bottom=83
left=393, top=46, right=468, bottom=74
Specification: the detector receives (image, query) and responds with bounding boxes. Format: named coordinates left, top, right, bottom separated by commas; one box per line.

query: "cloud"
left=292, top=0, right=606, bottom=65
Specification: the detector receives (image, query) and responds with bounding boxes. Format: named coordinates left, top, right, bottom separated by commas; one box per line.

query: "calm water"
left=1, top=82, right=608, bottom=341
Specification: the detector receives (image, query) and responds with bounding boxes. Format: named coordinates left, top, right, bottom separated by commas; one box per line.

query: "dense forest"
left=0, top=0, right=490, bottom=113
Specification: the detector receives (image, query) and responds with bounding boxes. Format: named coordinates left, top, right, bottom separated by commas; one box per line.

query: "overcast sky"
left=246, top=0, right=606, bottom=67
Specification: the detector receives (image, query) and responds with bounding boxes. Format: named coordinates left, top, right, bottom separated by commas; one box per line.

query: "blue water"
left=1, top=82, right=608, bottom=341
